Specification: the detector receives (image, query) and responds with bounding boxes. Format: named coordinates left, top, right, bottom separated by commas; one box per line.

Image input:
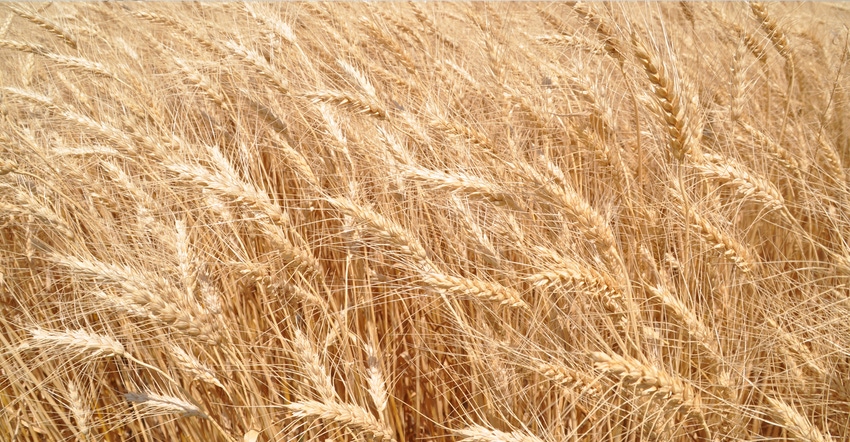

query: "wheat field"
left=1, top=2, right=849, bottom=441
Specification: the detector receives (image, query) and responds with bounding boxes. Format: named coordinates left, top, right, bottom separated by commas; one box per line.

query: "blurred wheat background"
left=1, top=2, right=849, bottom=441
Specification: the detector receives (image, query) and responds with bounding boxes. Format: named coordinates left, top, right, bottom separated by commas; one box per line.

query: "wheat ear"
left=124, top=391, right=204, bottom=418
left=766, top=397, right=830, bottom=442
left=169, top=344, right=226, bottom=390
left=646, top=285, right=719, bottom=357
left=364, top=343, right=389, bottom=415
left=570, top=2, right=625, bottom=64
left=7, top=5, right=77, bottom=49
left=592, top=351, right=701, bottom=417
left=51, top=254, right=220, bottom=344
left=292, top=329, right=337, bottom=403
left=630, top=33, right=701, bottom=161
left=402, top=165, right=522, bottom=211
left=696, top=153, right=787, bottom=213
left=454, top=425, right=544, bottom=442
left=286, top=400, right=395, bottom=441
left=21, top=328, right=127, bottom=359
left=304, top=90, right=388, bottom=120
left=66, top=381, right=90, bottom=437
left=421, top=271, right=529, bottom=311
left=327, top=196, right=429, bottom=264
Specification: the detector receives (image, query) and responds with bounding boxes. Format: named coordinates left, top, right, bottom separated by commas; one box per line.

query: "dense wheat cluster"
left=1, top=2, right=849, bottom=441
